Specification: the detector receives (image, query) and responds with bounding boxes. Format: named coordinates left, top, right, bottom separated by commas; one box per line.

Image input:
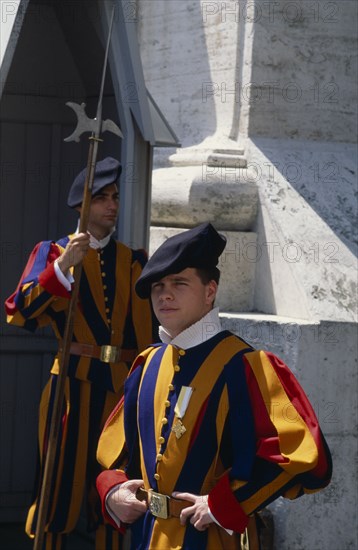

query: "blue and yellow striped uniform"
left=97, top=331, right=332, bottom=550
left=5, top=235, right=157, bottom=548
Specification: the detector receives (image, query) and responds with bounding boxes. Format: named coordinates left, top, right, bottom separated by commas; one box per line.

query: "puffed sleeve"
left=5, top=240, right=70, bottom=331
left=208, top=350, right=332, bottom=533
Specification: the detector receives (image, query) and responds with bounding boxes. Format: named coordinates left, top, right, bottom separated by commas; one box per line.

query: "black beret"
left=135, top=223, right=226, bottom=298
left=67, top=156, right=121, bottom=208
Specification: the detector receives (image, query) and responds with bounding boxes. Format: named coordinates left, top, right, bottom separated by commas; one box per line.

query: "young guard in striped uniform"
left=96, top=222, right=332, bottom=550
left=5, top=157, right=157, bottom=549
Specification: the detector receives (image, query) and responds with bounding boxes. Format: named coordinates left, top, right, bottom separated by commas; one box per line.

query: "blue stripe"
left=235, top=458, right=301, bottom=512
left=131, top=512, right=155, bottom=550
left=15, top=241, right=57, bottom=319
left=18, top=282, right=53, bottom=319
left=80, top=270, right=110, bottom=344
left=21, top=318, right=39, bottom=332
left=87, top=359, right=114, bottom=391
left=46, top=308, right=67, bottom=340
left=176, top=373, right=225, bottom=494
left=124, top=363, right=145, bottom=477
left=22, top=241, right=52, bottom=284
left=57, top=236, right=70, bottom=249
left=235, top=457, right=284, bottom=502
left=182, top=523, right=209, bottom=549
left=131, top=248, right=148, bottom=268
left=225, top=349, right=256, bottom=480
left=138, top=345, right=166, bottom=487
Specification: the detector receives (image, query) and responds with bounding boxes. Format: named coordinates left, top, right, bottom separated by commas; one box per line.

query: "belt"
left=68, top=343, right=137, bottom=363
left=136, top=488, right=193, bottom=520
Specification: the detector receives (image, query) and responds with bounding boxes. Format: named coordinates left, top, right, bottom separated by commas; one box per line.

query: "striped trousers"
left=26, top=375, right=124, bottom=549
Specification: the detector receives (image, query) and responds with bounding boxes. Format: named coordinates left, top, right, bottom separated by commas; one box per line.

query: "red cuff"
left=208, top=474, right=249, bottom=533
left=96, top=470, right=129, bottom=532
left=38, top=262, right=71, bottom=299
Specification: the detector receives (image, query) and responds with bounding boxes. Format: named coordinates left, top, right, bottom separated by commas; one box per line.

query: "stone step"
left=220, top=312, right=318, bottom=368
left=170, top=150, right=247, bottom=168
left=151, top=165, right=259, bottom=231
left=207, top=151, right=247, bottom=168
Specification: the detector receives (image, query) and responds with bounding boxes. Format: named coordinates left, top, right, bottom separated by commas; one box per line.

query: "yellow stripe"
left=230, top=478, right=249, bottom=492
left=284, top=483, right=302, bottom=500
left=150, top=517, right=186, bottom=549
left=130, top=256, right=155, bottom=353
left=96, top=399, right=126, bottom=470
left=97, top=347, right=159, bottom=469
left=6, top=312, right=25, bottom=326
left=150, top=516, right=238, bottom=550
left=246, top=351, right=319, bottom=475
left=110, top=243, right=136, bottom=393
left=95, top=524, right=106, bottom=548
left=138, top=346, right=175, bottom=489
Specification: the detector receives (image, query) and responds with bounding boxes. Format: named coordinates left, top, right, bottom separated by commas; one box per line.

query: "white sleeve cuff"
left=105, top=484, right=122, bottom=528
left=208, top=507, right=233, bottom=535
left=54, top=259, right=74, bottom=291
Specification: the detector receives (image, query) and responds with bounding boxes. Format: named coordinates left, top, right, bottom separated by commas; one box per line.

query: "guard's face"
left=151, top=268, right=217, bottom=338
left=80, top=183, right=119, bottom=239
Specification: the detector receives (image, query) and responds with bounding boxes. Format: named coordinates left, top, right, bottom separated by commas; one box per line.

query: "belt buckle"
left=100, top=345, right=119, bottom=363
left=148, top=490, right=169, bottom=519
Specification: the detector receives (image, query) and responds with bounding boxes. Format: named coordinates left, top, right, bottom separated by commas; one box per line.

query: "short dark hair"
left=195, top=266, right=221, bottom=285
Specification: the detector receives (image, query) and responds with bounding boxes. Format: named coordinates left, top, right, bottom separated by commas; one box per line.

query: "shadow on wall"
left=138, top=0, right=217, bottom=146
left=252, top=138, right=357, bottom=257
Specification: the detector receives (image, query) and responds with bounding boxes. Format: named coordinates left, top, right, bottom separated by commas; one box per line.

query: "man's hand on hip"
left=172, top=492, right=213, bottom=531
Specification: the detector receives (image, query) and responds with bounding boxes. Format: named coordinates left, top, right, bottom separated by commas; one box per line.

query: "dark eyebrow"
left=151, top=276, right=189, bottom=287
left=94, top=190, right=119, bottom=198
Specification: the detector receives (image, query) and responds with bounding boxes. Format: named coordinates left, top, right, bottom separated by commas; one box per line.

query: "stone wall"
left=240, top=0, right=358, bottom=142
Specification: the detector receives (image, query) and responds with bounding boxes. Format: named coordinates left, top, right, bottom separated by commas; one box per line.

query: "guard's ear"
left=206, top=280, right=218, bottom=306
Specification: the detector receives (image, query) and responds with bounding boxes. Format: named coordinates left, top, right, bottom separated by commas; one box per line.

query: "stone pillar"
left=138, top=0, right=244, bottom=152
left=137, top=1, right=258, bottom=312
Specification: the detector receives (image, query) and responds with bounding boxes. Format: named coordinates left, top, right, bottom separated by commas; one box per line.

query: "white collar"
left=75, top=221, right=115, bottom=249
left=158, top=307, right=222, bottom=350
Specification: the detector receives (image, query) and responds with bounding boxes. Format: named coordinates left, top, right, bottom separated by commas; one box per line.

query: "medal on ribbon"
left=172, top=386, right=193, bottom=439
